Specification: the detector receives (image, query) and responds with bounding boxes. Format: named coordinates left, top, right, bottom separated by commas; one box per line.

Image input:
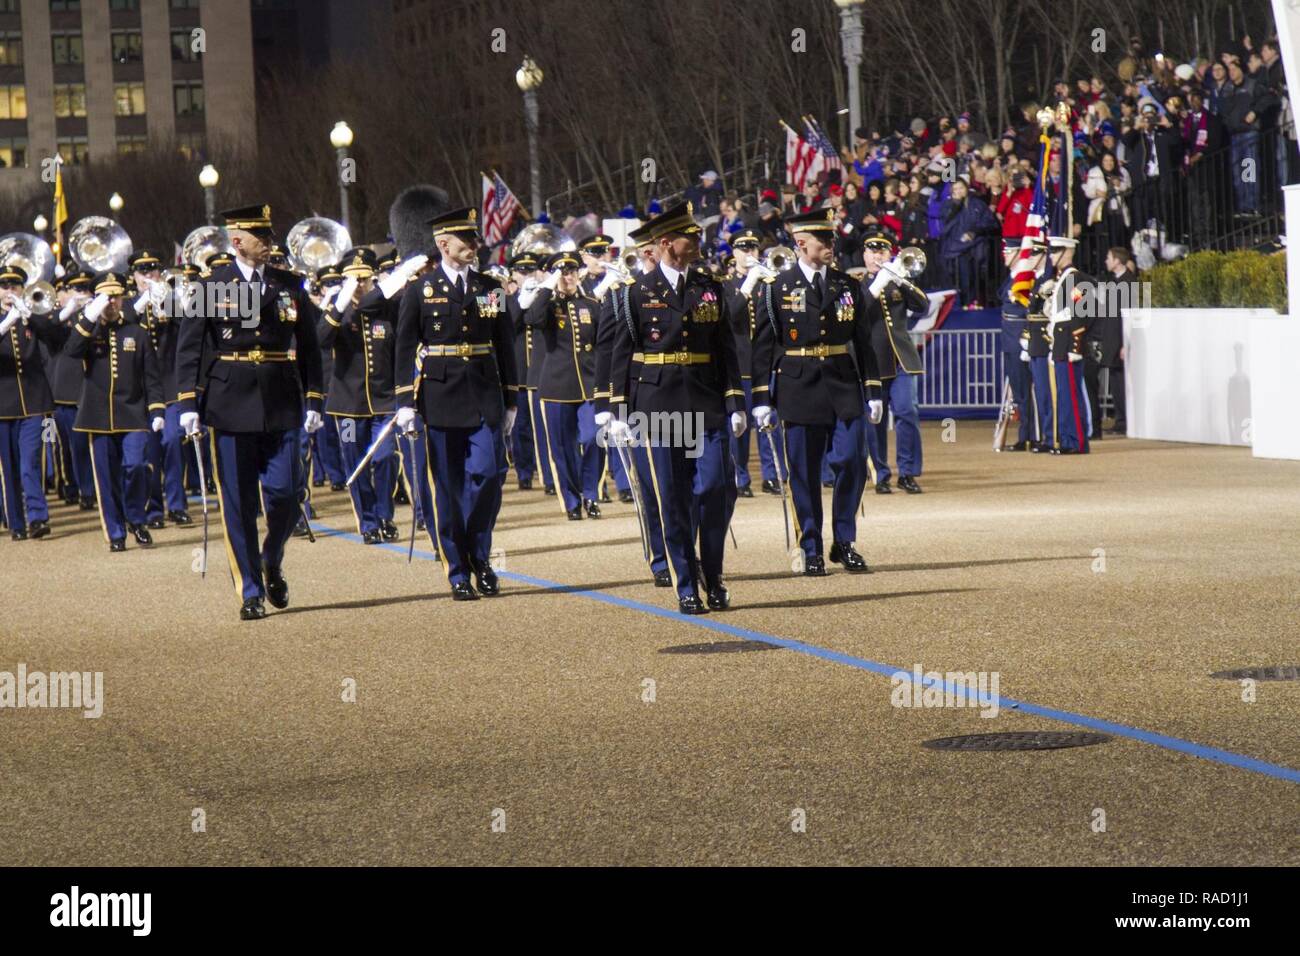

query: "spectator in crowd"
left=957, top=112, right=988, bottom=149
left=1179, top=89, right=1229, bottom=243
left=995, top=166, right=1034, bottom=241
left=1123, top=100, right=1182, bottom=233
left=1221, top=60, right=1276, bottom=216
left=684, top=170, right=724, bottom=218
left=940, top=178, right=1000, bottom=307
left=899, top=173, right=931, bottom=249
left=1084, top=151, right=1132, bottom=272
left=1085, top=246, right=1134, bottom=436
left=1206, top=61, right=1235, bottom=114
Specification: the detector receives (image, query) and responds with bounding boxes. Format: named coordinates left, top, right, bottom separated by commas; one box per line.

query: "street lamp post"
left=834, top=0, right=866, bottom=137
left=330, top=121, right=354, bottom=231
left=515, top=56, right=544, bottom=219
left=199, top=164, right=219, bottom=225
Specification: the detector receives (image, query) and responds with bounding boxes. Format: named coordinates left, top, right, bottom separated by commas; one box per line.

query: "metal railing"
left=916, top=329, right=1004, bottom=410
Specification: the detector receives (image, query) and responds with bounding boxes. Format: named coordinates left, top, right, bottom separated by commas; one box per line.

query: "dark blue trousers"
left=89, top=431, right=149, bottom=543
left=1005, top=354, right=1033, bottom=444
left=510, top=392, right=536, bottom=484
left=336, top=415, right=397, bottom=534
left=783, top=417, right=866, bottom=559
left=526, top=390, right=553, bottom=491
left=1051, top=359, right=1090, bottom=453
left=424, top=420, right=505, bottom=586
left=210, top=429, right=303, bottom=601
left=644, top=429, right=732, bottom=600
left=730, top=378, right=755, bottom=490
left=626, top=442, right=668, bottom=577
left=54, top=404, right=94, bottom=500
left=145, top=404, right=188, bottom=518
left=310, top=415, right=346, bottom=485
left=865, top=374, right=923, bottom=484
left=541, top=400, right=602, bottom=512
left=397, top=415, right=434, bottom=531
left=0, top=416, right=48, bottom=531
left=1029, top=355, right=1053, bottom=445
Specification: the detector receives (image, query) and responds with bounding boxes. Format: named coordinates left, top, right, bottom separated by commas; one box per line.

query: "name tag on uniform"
left=122, top=338, right=137, bottom=351
left=430, top=296, right=449, bottom=304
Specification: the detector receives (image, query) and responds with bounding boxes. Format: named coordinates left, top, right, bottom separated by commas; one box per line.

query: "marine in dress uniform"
left=319, top=248, right=400, bottom=544
left=1021, top=237, right=1055, bottom=452
left=64, top=273, right=165, bottom=551
left=525, top=249, right=605, bottom=519
left=393, top=208, right=518, bottom=601
left=1043, top=237, right=1092, bottom=455
left=997, top=238, right=1034, bottom=451
left=751, top=208, right=883, bottom=576
left=506, top=251, right=541, bottom=491
left=128, top=249, right=190, bottom=527
left=174, top=203, right=326, bottom=621
left=607, top=201, right=747, bottom=614
left=0, top=264, right=59, bottom=540
left=49, top=269, right=98, bottom=510
left=861, top=230, right=929, bottom=494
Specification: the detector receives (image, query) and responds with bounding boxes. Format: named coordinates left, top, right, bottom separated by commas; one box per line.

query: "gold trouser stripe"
left=209, top=430, right=248, bottom=599
left=1048, top=359, right=1060, bottom=449
left=423, top=426, right=454, bottom=584
left=643, top=445, right=678, bottom=594
left=779, top=422, right=807, bottom=556
left=87, top=435, right=111, bottom=544
left=538, top=399, right=569, bottom=516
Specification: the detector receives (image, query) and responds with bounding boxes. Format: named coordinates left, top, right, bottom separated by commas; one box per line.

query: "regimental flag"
left=1010, top=132, right=1052, bottom=306
left=481, top=170, right=521, bottom=265
left=53, top=154, right=69, bottom=256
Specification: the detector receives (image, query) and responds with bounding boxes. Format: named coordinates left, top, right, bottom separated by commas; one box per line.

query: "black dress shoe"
left=11, top=528, right=28, bottom=541
left=1004, top=440, right=1028, bottom=452
left=875, top=480, right=892, bottom=494
left=330, top=481, right=346, bottom=492
left=705, top=582, right=730, bottom=610
left=146, top=516, right=167, bottom=530
left=653, top=570, right=672, bottom=588
left=678, top=594, right=708, bottom=615
left=380, top=519, right=399, bottom=541
left=29, top=519, right=50, bottom=539
left=416, top=518, right=426, bottom=532
left=129, top=524, right=153, bottom=547
left=566, top=506, right=583, bottom=521
left=169, top=510, right=193, bottom=526
left=264, top=566, right=289, bottom=609
left=737, top=485, right=754, bottom=498
left=312, top=478, right=325, bottom=488
left=518, top=478, right=533, bottom=491
left=451, top=581, right=480, bottom=601
left=394, top=485, right=410, bottom=506
left=584, top=499, right=602, bottom=519
left=544, top=486, right=557, bottom=496
left=803, top=555, right=827, bottom=576
left=761, top=479, right=780, bottom=496
left=1051, top=447, right=1078, bottom=455
left=1029, top=442, right=1050, bottom=453
left=240, top=597, right=267, bottom=621
left=471, top=561, right=500, bottom=597
left=599, top=490, right=612, bottom=503
left=619, top=489, right=634, bottom=503
left=109, top=538, right=126, bottom=553
left=362, top=529, right=382, bottom=545
left=79, top=497, right=97, bottom=511
left=897, top=476, right=923, bottom=494
left=829, top=541, right=870, bottom=573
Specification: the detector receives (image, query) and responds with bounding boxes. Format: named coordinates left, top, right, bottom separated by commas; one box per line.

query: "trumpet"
left=891, top=245, right=927, bottom=279
left=599, top=258, right=633, bottom=280
left=21, top=280, right=56, bottom=316
left=621, top=249, right=639, bottom=271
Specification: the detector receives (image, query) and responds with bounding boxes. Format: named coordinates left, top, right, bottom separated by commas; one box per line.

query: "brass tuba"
left=0, top=232, right=57, bottom=285
left=286, top=216, right=351, bottom=274
left=509, top=223, right=576, bottom=259
left=68, top=216, right=133, bottom=273
left=181, top=225, right=234, bottom=272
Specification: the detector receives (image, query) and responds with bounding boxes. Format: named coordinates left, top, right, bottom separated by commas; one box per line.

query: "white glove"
left=378, top=254, right=427, bottom=298
left=516, top=287, right=539, bottom=310
left=59, top=295, right=87, bottom=322
left=180, top=412, right=200, bottom=436
left=334, top=276, right=359, bottom=312
left=540, top=269, right=562, bottom=291
left=730, top=410, right=747, bottom=438
left=752, top=405, right=776, bottom=429
left=0, top=307, right=20, bottom=336
left=395, top=407, right=417, bottom=434
left=592, top=271, right=619, bottom=300
left=304, top=410, right=323, bottom=434
left=868, top=268, right=894, bottom=297
left=503, top=406, right=517, bottom=437
left=739, top=266, right=764, bottom=298
left=83, top=293, right=110, bottom=323
left=132, top=288, right=152, bottom=315
left=318, top=286, right=340, bottom=311
left=151, top=416, right=165, bottom=433
left=608, top=419, right=632, bottom=444
left=1068, top=352, right=1083, bottom=363
left=1019, top=349, right=1030, bottom=362
left=868, top=400, right=884, bottom=424
left=594, top=410, right=612, bottom=428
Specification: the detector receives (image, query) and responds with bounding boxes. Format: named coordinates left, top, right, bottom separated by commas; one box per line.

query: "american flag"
left=481, top=170, right=521, bottom=265
left=802, top=115, right=843, bottom=175
left=784, top=115, right=841, bottom=187
left=1010, top=133, right=1052, bottom=306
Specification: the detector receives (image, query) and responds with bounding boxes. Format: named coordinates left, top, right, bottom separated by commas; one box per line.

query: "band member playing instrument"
left=607, top=201, right=746, bottom=614
left=525, top=249, right=605, bottom=520
left=861, top=230, right=929, bottom=494
left=751, top=208, right=883, bottom=576
left=64, top=272, right=165, bottom=552
left=394, top=208, right=518, bottom=601
left=174, top=203, right=325, bottom=621
left=49, top=270, right=97, bottom=511
left=506, top=251, right=542, bottom=492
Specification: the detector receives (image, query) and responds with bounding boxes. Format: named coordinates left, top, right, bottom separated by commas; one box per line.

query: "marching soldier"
left=519, top=256, right=556, bottom=497
left=174, top=203, right=325, bottom=621
left=64, top=273, right=165, bottom=552
left=319, top=248, right=400, bottom=544
left=394, top=207, right=518, bottom=601
left=0, top=264, right=59, bottom=540
left=129, top=249, right=191, bottom=527
left=751, top=208, right=883, bottom=576
left=608, top=201, right=746, bottom=614
left=525, top=249, right=605, bottom=519
left=49, top=269, right=97, bottom=510
left=861, top=230, right=929, bottom=494
left=579, top=232, right=629, bottom=502
left=506, top=251, right=541, bottom=491
left=997, top=239, right=1034, bottom=451
left=308, top=263, right=348, bottom=492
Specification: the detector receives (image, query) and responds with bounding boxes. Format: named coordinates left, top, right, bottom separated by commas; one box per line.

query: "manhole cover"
left=923, top=732, right=1111, bottom=751
left=659, top=640, right=781, bottom=655
left=1209, top=666, right=1300, bottom=681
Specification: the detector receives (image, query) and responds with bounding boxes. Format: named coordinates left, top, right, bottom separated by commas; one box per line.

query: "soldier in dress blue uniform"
left=861, top=230, right=929, bottom=494
left=578, top=232, right=629, bottom=503
left=608, top=201, right=747, bottom=614
left=0, top=264, right=60, bottom=540
left=751, top=208, right=884, bottom=576
left=127, top=249, right=191, bottom=527
left=308, top=264, right=348, bottom=491
left=49, top=269, right=98, bottom=511
left=720, top=230, right=761, bottom=499
left=1042, top=236, right=1093, bottom=455
left=506, top=251, right=541, bottom=491
left=525, top=249, right=605, bottom=519
left=174, top=203, right=326, bottom=621
left=997, top=238, right=1034, bottom=451
left=320, top=248, right=401, bottom=544
left=394, top=207, right=518, bottom=601
left=518, top=258, right=556, bottom=499
left=64, top=273, right=165, bottom=551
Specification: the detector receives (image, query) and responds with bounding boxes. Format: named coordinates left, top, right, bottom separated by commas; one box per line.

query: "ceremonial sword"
left=763, top=424, right=791, bottom=552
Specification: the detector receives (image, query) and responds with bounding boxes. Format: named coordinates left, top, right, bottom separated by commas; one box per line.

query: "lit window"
left=0, top=85, right=27, bottom=121
left=111, top=31, right=143, bottom=64
left=54, top=83, right=87, bottom=118
left=114, top=81, right=146, bottom=116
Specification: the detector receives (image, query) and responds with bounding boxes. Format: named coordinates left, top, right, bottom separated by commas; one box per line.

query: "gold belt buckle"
left=813, top=344, right=830, bottom=358
left=455, top=343, right=472, bottom=357
left=248, top=348, right=264, bottom=364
